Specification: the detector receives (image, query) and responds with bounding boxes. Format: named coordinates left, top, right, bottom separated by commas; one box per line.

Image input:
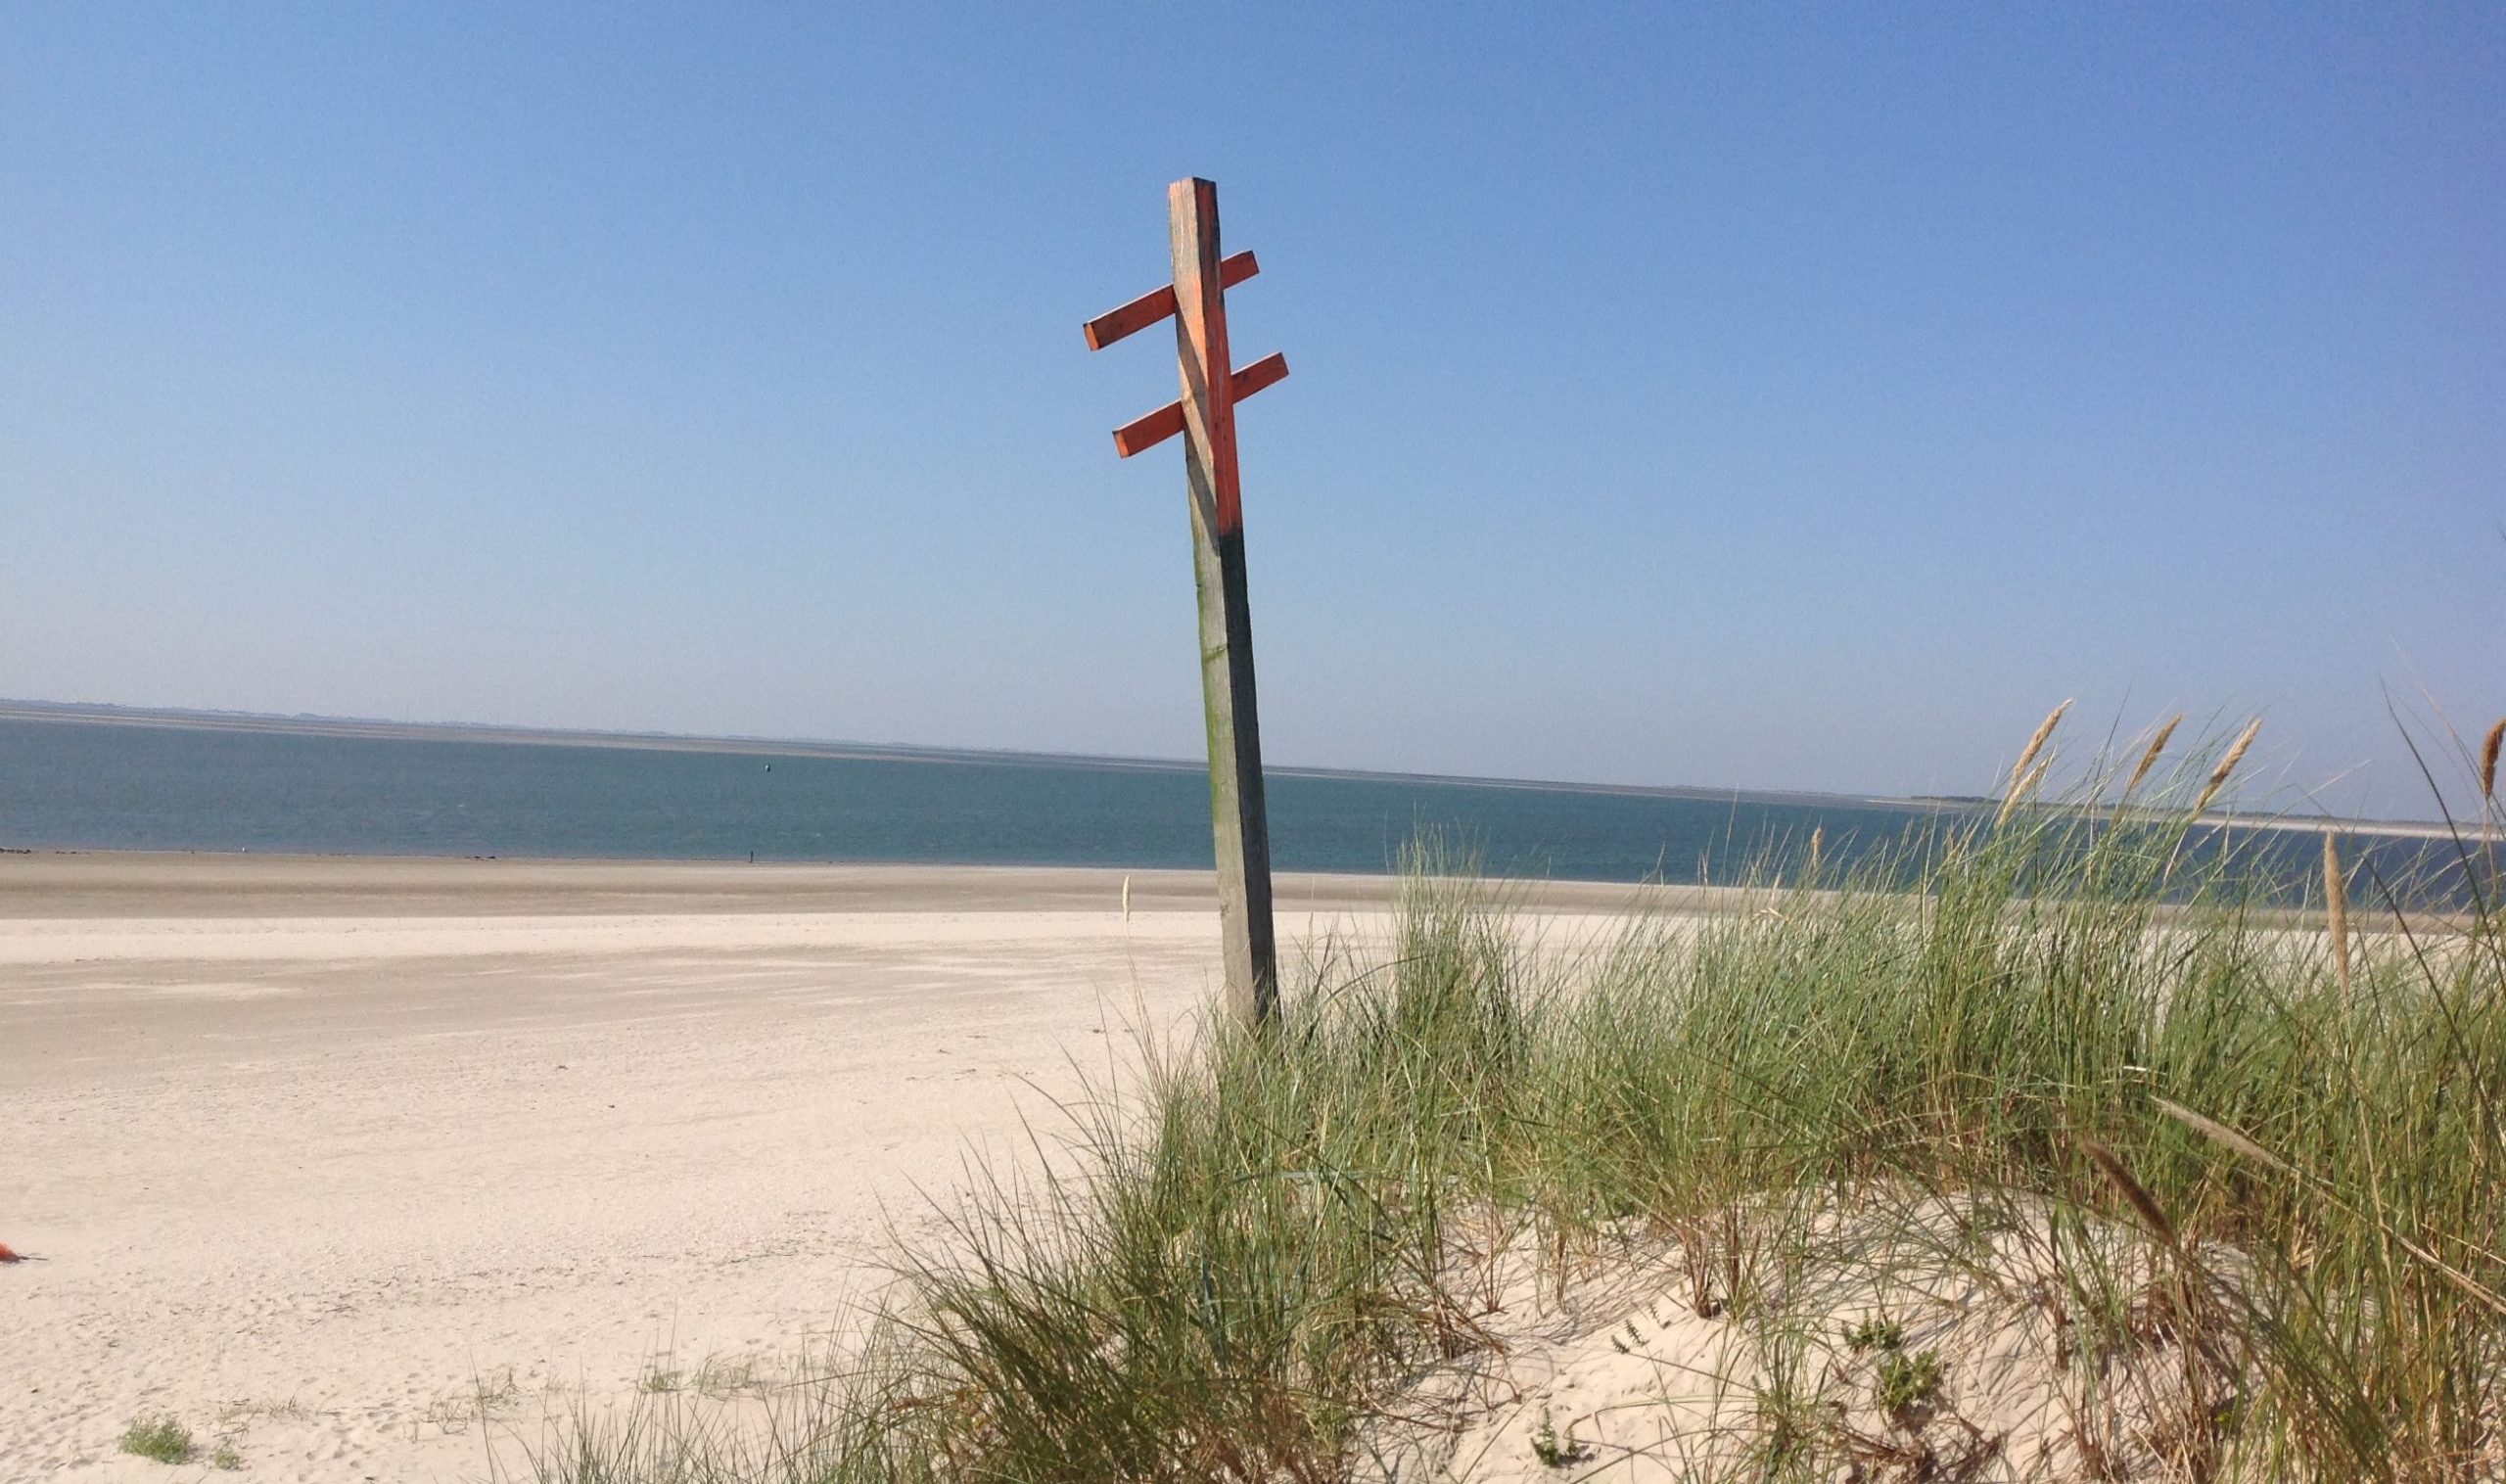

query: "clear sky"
left=3, top=5, right=2498, bottom=817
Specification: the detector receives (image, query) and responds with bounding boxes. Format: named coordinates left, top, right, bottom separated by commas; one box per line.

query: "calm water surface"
left=1, top=718, right=1948, bottom=882
left=0, top=718, right=2458, bottom=897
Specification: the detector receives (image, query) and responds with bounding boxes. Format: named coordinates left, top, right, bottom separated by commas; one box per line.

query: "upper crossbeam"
left=1083, top=251, right=1260, bottom=351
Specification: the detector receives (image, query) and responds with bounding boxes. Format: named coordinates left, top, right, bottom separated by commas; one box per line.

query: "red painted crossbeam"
left=1111, top=351, right=1289, bottom=458
left=1084, top=251, right=1260, bottom=350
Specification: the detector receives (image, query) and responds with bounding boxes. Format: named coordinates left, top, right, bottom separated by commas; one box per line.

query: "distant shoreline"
left=0, top=696, right=2466, bottom=840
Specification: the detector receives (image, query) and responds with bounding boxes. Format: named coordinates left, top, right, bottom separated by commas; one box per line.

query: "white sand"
left=0, top=854, right=1672, bottom=1482
left=1361, top=1201, right=2222, bottom=1483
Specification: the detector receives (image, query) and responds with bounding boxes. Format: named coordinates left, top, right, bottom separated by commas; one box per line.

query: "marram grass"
left=529, top=735, right=2506, bottom=1483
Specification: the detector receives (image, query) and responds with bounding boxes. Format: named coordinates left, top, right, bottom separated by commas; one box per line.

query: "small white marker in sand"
left=1122, top=875, right=1132, bottom=923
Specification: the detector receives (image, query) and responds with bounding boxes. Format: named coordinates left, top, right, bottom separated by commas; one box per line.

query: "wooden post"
left=1083, top=177, right=1286, bottom=1025
left=1168, top=178, right=1276, bottom=1025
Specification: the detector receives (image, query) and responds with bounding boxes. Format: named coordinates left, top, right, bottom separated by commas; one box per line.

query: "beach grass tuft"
left=532, top=726, right=2506, bottom=1482
left=117, top=1414, right=195, bottom=1465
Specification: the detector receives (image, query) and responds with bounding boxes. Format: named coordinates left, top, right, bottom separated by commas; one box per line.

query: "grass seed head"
left=2483, top=718, right=2503, bottom=802
left=2010, top=699, right=2072, bottom=793
left=2084, top=1139, right=2178, bottom=1249
left=1996, top=759, right=2053, bottom=828
left=2193, top=718, right=2263, bottom=814
left=2125, top=713, right=2184, bottom=797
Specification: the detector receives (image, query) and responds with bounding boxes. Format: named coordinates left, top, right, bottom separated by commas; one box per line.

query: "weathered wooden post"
left=1085, top=177, right=1287, bottom=1025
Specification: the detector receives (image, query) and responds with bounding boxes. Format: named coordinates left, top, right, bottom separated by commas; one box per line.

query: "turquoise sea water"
left=0, top=717, right=2464, bottom=896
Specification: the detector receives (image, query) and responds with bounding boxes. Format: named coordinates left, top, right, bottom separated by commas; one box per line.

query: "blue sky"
left=3, top=5, right=2497, bottom=816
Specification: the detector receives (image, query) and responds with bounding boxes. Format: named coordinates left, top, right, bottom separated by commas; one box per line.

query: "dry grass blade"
left=2385, top=1231, right=2506, bottom=1322
left=2124, top=713, right=2183, bottom=797
left=2483, top=718, right=2503, bottom=802
left=2193, top=718, right=2262, bottom=814
left=2323, top=831, right=2350, bottom=995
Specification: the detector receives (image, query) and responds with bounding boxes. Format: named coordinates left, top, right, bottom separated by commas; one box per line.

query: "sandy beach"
left=0, top=853, right=1672, bottom=1482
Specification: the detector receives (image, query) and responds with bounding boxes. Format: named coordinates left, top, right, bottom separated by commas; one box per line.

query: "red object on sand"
left=0, top=1241, right=23, bottom=1264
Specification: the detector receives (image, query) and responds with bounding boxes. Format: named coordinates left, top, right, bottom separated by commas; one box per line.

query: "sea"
left=0, top=713, right=2468, bottom=897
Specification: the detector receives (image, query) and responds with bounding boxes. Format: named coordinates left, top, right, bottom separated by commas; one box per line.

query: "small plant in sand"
left=116, top=1414, right=194, bottom=1464
left=1748, top=1345, right=1824, bottom=1476
left=217, top=1395, right=313, bottom=1424
left=210, top=1441, right=244, bottom=1470
left=1527, top=1405, right=1591, bottom=1467
left=1873, top=1348, right=1947, bottom=1423
left=420, top=1368, right=526, bottom=1437
left=691, top=1354, right=770, bottom=1399
left=630, top=1351, right=768, bottom=1401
